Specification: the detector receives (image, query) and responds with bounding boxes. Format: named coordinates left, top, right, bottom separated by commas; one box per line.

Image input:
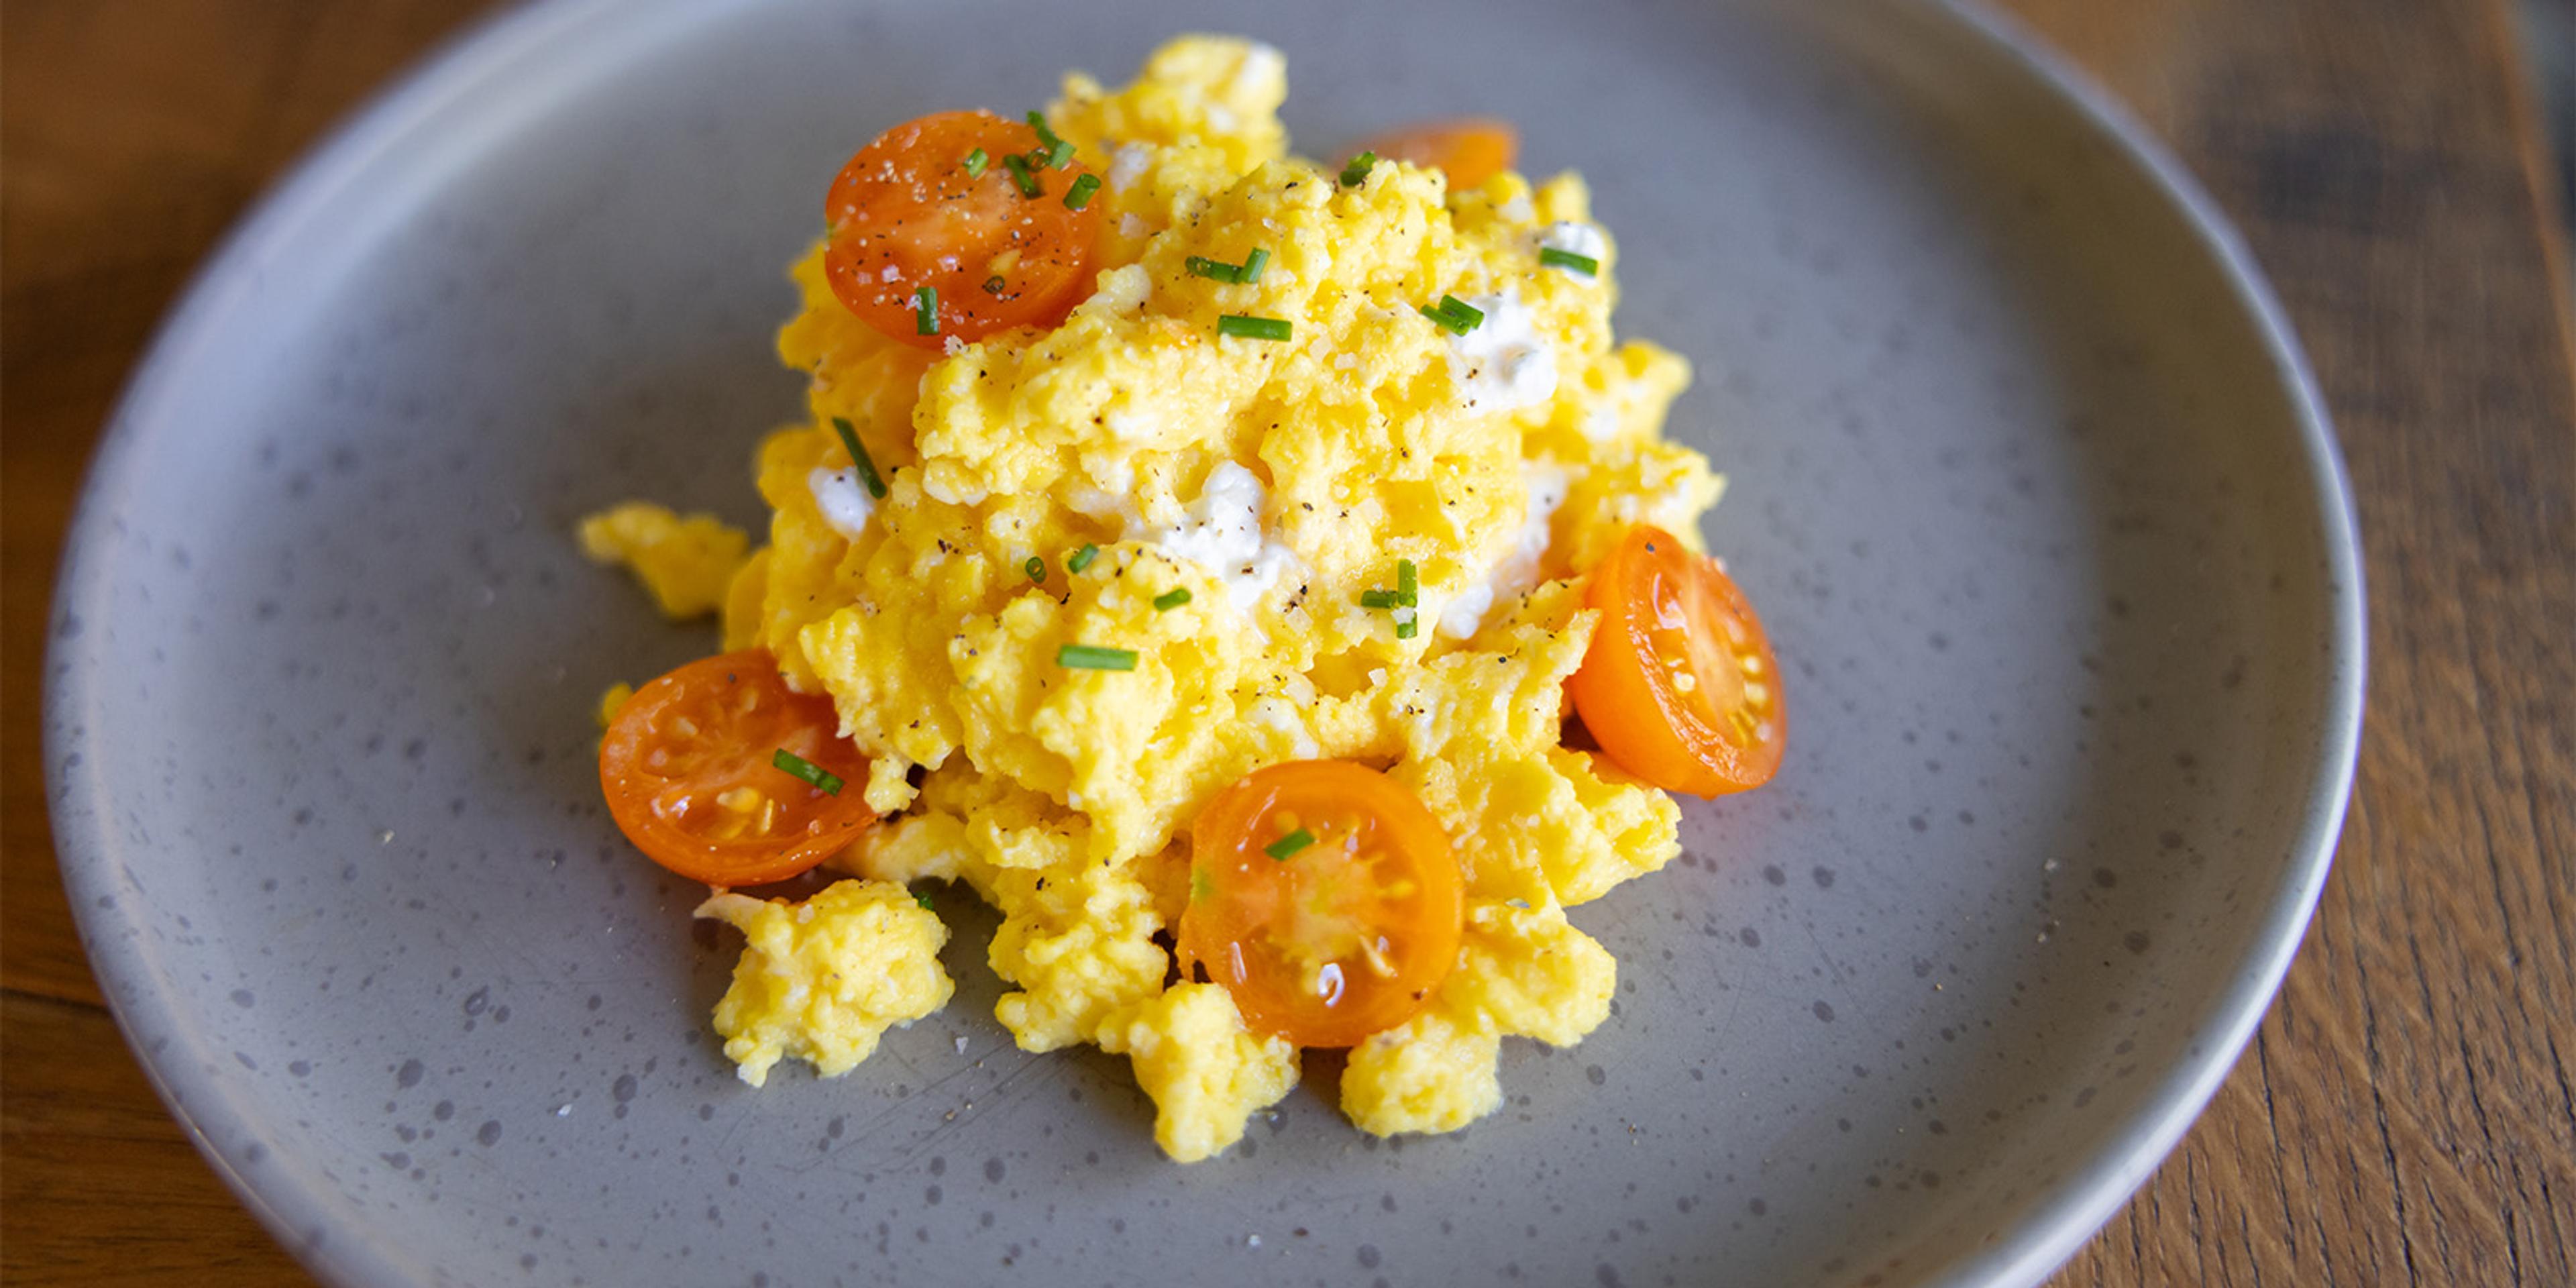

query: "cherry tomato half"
left=1176, top=761, right=1465, bottom=1048
left=1352, top=117, right=1519, bottom=190
left=598, top=649, right=873, bottom=885
left=1567, top=526, right=1786, bottom=797
left=823, top=109, right=1102, bottom=348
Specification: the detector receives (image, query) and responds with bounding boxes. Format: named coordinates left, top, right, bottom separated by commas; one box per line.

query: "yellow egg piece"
left=578, top=501, right=748, bottom=619
left=695, top=880, right=954, bottom=1087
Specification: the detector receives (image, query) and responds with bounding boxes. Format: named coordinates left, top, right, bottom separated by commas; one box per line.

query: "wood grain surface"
left=4, top=1, right=2570, bottom=1284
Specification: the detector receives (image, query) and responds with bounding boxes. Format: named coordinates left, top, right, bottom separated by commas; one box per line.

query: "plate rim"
left=1894, top=7, right=2365, bottom=1284
left=41, top=1, right=2367, bottom=1285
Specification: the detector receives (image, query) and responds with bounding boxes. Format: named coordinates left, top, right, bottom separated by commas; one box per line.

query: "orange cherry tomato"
left=822, top=109, right=1102, bottom=348
left=599, top=649, right=873, bottom=885
left=1567, top=526, right=1786, bottom=798
left=1176, top=761, right=1465, bottom=1049
left=1352, top=117, right=1519, bottom=189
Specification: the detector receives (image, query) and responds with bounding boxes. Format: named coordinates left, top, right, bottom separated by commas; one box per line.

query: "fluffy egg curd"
left=584, top=36, right=1786, bottom=1163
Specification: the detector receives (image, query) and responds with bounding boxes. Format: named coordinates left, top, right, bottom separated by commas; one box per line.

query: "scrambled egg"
left=579, top=502, right=748, bottom=619
left=695, top=880, right=954, bottom=1087
left=601, top=35, right=1725, bottom=1161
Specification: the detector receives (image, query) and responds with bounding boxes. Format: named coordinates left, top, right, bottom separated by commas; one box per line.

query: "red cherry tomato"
left=598, top=650, right=872, bottom=885
left=1177, top=761, right=1465, bottom=1048
left=1567, top=526, right=1786, bottom=797
left=822, top=109, right=1102, bottom=347
left=1353, top=118, right=1519, bottom=189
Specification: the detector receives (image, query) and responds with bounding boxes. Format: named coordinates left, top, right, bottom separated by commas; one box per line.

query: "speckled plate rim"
left=42, top=2, right=2366, bottom=1285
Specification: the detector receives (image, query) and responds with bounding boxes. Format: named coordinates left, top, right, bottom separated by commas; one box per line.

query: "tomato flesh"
left=1567, top=526, right=1786, bottom=797
left=1354, top=118, right=1519, bottom=190
left=823, top=109, right=1102, bottom=348
left=599, top=649, right=873, bottom=885
left=1177, top=761, right=1464, bottom=1048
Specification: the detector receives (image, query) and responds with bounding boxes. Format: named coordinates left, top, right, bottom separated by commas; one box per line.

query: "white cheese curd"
left=1538, top=220, right=1608, bottom=270
left=1108, top=143, right=1152, bottom=191
left=1126, top=462, right=1302, bottom=611
left=808, top=467, right=875, bottom=538
left=1438, top=464, right=1569, bottom=639
left=1445, top=289, right=1558, bottom=415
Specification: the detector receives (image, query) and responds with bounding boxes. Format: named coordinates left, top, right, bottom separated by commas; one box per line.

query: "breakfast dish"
left=585, top=34, right=1783, bottom=1162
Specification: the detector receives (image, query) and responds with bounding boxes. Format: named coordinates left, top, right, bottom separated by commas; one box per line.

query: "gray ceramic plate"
left=46, top=1, right=2363, bottom=1284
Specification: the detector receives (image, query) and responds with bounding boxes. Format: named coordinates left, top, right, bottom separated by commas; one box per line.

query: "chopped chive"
left=1264, top=827, right=1316, bottom=861
left=1539, top=246, right=1600, bottom=276
left=1046, top=139, right=1076, bottom=169
left=1025, top=555, right=1046, bottom=583
left=914, top=285, right=939, bottom=335
left=1002, top=152, right=1041, bottom=197
left=1396, top=615, right=1419, bottom=640
left=1397, top=558, right=1419, bottom=607
left=770, top=748, right=844, bottom=796
left=1338, top=150, right=1377, bottom=187
left=1063, top=172, right=1102, bottom=209
left=830, top=417, right=888, bottom=499
left=1186, top=256, right=1243, bottom=283
left=1153, top=587, right=1192, bottom=612
left=1359, top=588, right=1399, bottom=609
left=1067, top=543, right=1099, bottom=574
left=1218, top=314, right=1292, bottom=341
left=1237, top=247, right=1270, bottom=284
left=1421, top=294, right=1485, bottom=335
left=1026, top=111, right=1065, bottom=152
left=963, top=148, right=989, bottom=178
left=1057, top=643, right=1139, bottom=671
left=915, top=890, right=935, bottom=910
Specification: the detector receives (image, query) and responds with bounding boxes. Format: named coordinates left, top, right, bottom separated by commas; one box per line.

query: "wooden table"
left=5, top=1, right=2570, bottom=1283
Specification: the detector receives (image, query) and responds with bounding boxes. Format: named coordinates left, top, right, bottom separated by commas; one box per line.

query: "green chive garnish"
left=1046, top=140, right=1076, bottom=169
left=1027, top=111, right=1065, bottom=152
left=1057, top=643, right=1138, bottom=671
left=963, top=148, right=989, bottom=178
left=1539, top=247, right=1599, bottom=276
left=1339, top=150, right=1377, bottom=187
left=1064, top=173, right=1102, bottom=209
left=1237, top=247, right=1270, bottom=284
left=1359, top=588, right=1399, bottom=609
left=914, top=285, right=939, bottom=336
left=1153, top=588, right=1192, bottom=611
left=1186, top=256, right=1242, bottom=283
left=1218, top=315, right=1292, bottom=341
left=1002, top=152, right=1041, bottom=197
left=1025, top=555, right=1046, bottom=583
left=1421, top=294, right=1485, bottom=335
left=1397, top=558, right=1419, bottom=606
left=830, top=417, right=888, bottom=499
left=915, top=890, right=935, bottom=910
left=1264, top=828, right=1315, bottom=861
left=771, top=748, right=844, bottom=796
left=1067, top=543, right=1099, bottom=574
left=1396, top=612, right=1419, bottom=640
